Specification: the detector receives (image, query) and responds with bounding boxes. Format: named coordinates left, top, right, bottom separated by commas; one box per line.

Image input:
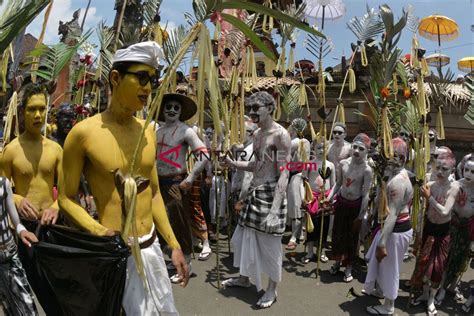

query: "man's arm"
left=269, top=130, right=291, bottom=215
left=183, top=127, right=209, bottom=184
left=58, top=124, right=109, bottom=235
left=425, top=182, right=460, bottom=216
left=377, top=176, right=404, bottom=248
left=41, top=144, right=62, bottom=225
left=358, top=166, right=374, bottom=219
left=328, top=161, right=343, bottom=201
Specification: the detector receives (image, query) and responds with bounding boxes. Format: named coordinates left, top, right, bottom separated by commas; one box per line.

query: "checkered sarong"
left=238, top=181, right=287, bottom=236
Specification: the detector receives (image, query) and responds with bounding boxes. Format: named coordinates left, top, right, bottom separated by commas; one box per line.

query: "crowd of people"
left=0, top=41, right=472, bottom=316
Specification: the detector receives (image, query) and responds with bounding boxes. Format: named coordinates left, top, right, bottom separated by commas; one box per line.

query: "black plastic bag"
left=33, top=225, right=130, bottom=316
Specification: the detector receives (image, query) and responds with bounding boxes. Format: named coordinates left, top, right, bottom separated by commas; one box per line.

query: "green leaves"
left=0, top=0, right=50, bottom=52
left=221, top=13, right=275, bottom=61
left=215, top=1, right=326, bottom=39
left=29, top=29, right=92, bottom=82
left=347, top=5, right=384, bottom=42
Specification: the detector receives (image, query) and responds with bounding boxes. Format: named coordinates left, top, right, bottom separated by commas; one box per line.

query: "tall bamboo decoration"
left=124, top=0, right=325, bottom=288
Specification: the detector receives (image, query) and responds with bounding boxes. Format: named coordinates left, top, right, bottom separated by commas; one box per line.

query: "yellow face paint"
left=24, top=94, right=47, bottom=134
left=114, top=64, right=157, bottom=113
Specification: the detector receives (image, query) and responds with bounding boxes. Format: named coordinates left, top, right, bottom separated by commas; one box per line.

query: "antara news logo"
left=157, top=145, right=319, bottom=172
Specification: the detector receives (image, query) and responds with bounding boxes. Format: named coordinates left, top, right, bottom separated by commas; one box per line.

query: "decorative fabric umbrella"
left=425, top=53, right=450, bottom=68
left=418, top=15, right=459, bottom=46
left=458, top=57, right=474, bottom=73
left=304, top=0, right=346, bottom=30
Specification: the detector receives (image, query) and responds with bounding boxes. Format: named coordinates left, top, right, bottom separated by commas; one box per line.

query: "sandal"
left=221, top=278, right=251, bottom=288
left=366, top=305, right=393, bottom=315
left=343, top=274, right=353, bottom=283
left=198, top=249, right=212, bottom=261
left=285, top=241, right=297, bottom=250
left=320, top=253, right=329, bottom=263
left=427, top=305, right=437, bottom=316
left=411, top=295, right=427, bottom=306
left=361, top=288, right=384, bottom=299
left=302, top=254, right=314, bottom=264
left=256, top=293, right=277, bottom=309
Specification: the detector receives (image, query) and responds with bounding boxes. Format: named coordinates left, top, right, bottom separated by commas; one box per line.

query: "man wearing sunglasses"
left=328, top=133, right=373, bottom=283
left=156, top=93, right=210, bottom=273
left=59, top=42, right=186, bottom=315
left=221, top=91, right=291, bottom=309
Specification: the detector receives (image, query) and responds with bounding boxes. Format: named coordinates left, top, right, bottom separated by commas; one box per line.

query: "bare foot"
left=222, top=277, right=251, bottom=288
left=256, top=290, right=277, bottom=309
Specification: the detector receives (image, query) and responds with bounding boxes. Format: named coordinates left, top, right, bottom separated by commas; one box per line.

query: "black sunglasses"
left=246, top=104, right=267, bottom=112
left=165, top=103, right=181, bottom=111
left=123, top=71, right=159, bottom=89
left=333, top=130, right=344, bottom=135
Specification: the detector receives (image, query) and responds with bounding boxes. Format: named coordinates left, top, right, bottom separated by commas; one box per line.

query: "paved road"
left=26, top=232, right=473, bottom=316
left=171, top=233, right=473, bottom=316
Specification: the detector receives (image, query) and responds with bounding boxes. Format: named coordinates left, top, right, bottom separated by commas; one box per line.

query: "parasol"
left=425, top=53, right=450, bottom=68
left=457, top=57, right=474, bottom=73
left=418, top=15, right=459, bottom=47
left=304, top=0, right=346, bottom=30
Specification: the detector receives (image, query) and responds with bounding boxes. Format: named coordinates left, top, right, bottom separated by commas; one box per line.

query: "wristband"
left=16, top=224, right=27, bottom=236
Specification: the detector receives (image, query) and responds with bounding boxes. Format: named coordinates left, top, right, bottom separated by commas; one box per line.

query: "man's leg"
left=256, top=279, right=278, bottom=308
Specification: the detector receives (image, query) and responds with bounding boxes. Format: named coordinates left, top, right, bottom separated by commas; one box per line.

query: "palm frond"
left=464, top=74, right=474, bottom=125
left=96, top=21, right=115, bottom=83
left=405, top=4, right=419, bottom=34
left=346, top=5, right=384, bottom=42
left=305, top=32, right=333, bottom=60
left=278, top=84, right=302, bottom=116
left=0, top=0, right=50, bottom=52
left=224, top=13, right=258, bottom=62
left=30, top=29, right=92, bottom=82
left=427, top=69, right=456, bottom=108
left=163, top=24, right=191, bottom=65
left=143, top=0, right=162, bottom=26
left=279, top=1, right=306, bottom=44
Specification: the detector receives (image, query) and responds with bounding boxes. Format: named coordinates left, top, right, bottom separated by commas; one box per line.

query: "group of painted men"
left=0, top=41, right=472, bottom=316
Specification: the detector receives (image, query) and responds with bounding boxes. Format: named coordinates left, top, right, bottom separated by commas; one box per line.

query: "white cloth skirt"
left=122, top=228, right=178, bottom=315
left=232, top=225, right=282, bottom=291
left=364, top=228, right=412, bottom=300
left=287, top=173, right=304, bottom=219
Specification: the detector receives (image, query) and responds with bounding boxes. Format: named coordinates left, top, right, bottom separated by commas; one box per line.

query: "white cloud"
left=26, top=0, right=102, bottom=45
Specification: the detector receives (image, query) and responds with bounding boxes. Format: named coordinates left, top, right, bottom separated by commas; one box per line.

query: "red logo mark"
left=158, top=144, right=182, bottom=168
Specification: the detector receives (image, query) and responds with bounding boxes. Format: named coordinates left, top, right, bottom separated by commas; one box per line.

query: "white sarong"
left=364, top=228, right=412, bottom=300
left=232, top=225, right=282, bottom=291
left=122, top=228, right=178, bottom=315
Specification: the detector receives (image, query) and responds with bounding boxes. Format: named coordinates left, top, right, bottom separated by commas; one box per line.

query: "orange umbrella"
left=457, top=57, right=474, bottom=73
left=418, top=15, right=459, bottom=46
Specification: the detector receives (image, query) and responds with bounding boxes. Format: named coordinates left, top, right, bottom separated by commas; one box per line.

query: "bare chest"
left=13, top=148, right=57, bottom=177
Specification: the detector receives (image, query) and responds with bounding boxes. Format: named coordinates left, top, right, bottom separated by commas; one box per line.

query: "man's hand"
left=179, top=179, right=192, bottom=192
left=40, top=208, right=59, bottom=225
left=205, top=176, right=212, bottom=187
left=84, top=195, right=94, bottom=211
left=263, top=212, right=281, bottom=234
left=234, top=199, right=246, bottom=214
left=219, top=156, right=233, bottom=169
left=352, top=218, right=362, bottom=233
left=376, top=246, right=387, bottom=262
left=421, top=185, right=430, bottom=199
left=171, top=248, right=189, bottom=287
left=18, top=198, right=39, bottom=220
left=19, top=230, right=38, bottom=247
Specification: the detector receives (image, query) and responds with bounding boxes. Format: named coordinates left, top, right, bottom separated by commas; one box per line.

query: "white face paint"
left=314, top=142, right=325, bottom=159
left=332, top=126, right=346, bottom=142
left=247, top=102, right=271, bottom=125
left=434, top=159, right=453, bottom=180
left=463, top=161, right=474, bottom=183
left=351, top=141, right=367, bottom=161
left=428, top=130, right=436, bottom=143
left=163, top=100, right=182, bottom=123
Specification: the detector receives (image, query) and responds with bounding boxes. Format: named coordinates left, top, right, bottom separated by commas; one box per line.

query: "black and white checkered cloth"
left=238, top=181, right=287, bottom=236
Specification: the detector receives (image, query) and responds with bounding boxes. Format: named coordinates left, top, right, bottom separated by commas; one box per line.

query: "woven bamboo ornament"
left=348, top=68, right=356, bottom=93
left=360, top=45, right=368, bottom=66
left=262, top=0, right=274, bottom=33
left=3, top=91, right=19, bottom=145
left=287, top=44, right=295, bottom=72
left=436, top=107, right=445, bottom=140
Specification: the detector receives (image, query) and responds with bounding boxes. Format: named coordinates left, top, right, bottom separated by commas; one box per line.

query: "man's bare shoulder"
left=1, top=139, right=20, bottom=160
left=43, top=138, right=63, bottom=153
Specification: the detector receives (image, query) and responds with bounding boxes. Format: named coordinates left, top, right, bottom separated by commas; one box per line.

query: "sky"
left=1, top=0, right=473, bottom=74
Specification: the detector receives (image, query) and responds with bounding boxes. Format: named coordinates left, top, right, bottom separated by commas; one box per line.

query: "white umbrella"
left=304, top=0, right=346, bottom=30
left=425, top=53, right=450, bottom=68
